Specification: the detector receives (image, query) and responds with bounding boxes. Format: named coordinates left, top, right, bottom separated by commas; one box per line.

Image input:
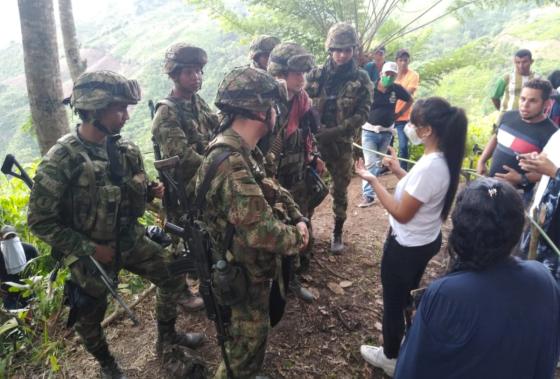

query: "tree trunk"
left=58, top=0, right=87, bottom=82
left=18, top=0, right=70, bottom=156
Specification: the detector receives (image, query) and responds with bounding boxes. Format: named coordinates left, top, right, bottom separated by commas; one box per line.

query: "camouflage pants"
left=318, top=140, right=354, bottom=222
left=285, top=179, right=313, bottom=271
left=69, top=235, right=185, bottom=355
left=214, top=281, right=270, bottom=379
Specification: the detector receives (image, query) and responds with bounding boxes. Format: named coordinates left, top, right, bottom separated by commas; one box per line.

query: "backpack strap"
left=194, top=150, right=233, bottom=211
left=156, top=97, right=186, bottom=127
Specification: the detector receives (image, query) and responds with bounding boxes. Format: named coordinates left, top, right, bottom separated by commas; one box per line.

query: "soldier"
left=249, top=35, right=281, bottom=71
left=28, top=71, right=204, bottom=378
left=194, top=66, right=309, bottom=378
left=306, top=22, right=373, bottom=254
left=151, top=43, right=219, bottom=311
left=152, top=42, right=219, bottom=202
left=266, top=42, right=325, bottom=302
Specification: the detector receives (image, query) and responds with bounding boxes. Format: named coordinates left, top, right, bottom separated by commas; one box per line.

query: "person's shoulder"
left=194, top=94, right=213, bottom=111
left=307, top=66, right=324, bottom=82
left=355, top=68, right=372, bottom=85
left=540, top=117, right=558, bottom=132
left=501, top=110, right=519, bottom=124
left=118, top=137, right=141, bottom=157
left=154, top=98, right=180, bottom=124
left=43, top=133, right=82, bottom=165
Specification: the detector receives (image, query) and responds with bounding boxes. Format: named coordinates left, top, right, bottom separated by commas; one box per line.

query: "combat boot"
left=289, top=275, right=314, bottom=303
left=330, top=218, right=345, bottom=254
left=177, top=292, right=205, bottom=313
left=90, top=345, right=126, bottom=379
left=156, top=318, right=205, bottom=357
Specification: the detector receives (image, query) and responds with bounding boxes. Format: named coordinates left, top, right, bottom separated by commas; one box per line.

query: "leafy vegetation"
left=0, top=1, right=559, bottom=375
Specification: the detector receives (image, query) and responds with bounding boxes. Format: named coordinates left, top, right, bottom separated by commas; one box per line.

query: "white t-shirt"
left=389, top=152, right=450, bottom=247
left=531, top=130, right=560, bottom=212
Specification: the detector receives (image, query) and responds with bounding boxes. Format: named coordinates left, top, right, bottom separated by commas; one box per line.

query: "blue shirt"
left=395, top=258, right=560, bottom=379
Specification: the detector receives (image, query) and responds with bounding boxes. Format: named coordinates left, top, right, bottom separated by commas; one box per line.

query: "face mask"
left=404, top=123, right=423, bottom=145
left=381, top=75, right=395, bottom=87
left=1, top=237, right=27, bottom=275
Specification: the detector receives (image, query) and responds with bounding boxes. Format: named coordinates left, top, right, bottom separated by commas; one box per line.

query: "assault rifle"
left=150, top=98, right=197, bottom=276
left=152, top=155, right=196, bottom=276
left=1, top=154, right=139, bottom=326
left=165, top=220, right=234, bottom=379
left=154, top=149, right=235, bottom=379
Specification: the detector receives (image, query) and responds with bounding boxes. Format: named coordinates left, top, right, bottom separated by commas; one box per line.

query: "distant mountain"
left=0, top=1, right=558, bottom=164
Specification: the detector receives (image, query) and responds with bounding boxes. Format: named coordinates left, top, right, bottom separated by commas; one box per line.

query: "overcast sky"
left=0, top=0, right=136, bottom=49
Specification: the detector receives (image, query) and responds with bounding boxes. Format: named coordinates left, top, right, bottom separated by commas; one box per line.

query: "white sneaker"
left=360, top=345, right=396, bottom=377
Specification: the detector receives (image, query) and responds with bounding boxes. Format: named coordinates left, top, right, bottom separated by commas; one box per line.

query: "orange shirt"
left=395, top=69, right=419, bottom=121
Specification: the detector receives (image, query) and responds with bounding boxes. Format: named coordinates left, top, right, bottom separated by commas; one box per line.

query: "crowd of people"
left=2, top=20, right=560, bottom=379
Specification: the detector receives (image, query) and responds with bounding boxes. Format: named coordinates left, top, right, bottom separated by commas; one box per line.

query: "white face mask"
left=1, top=237, right=27, bottom=275
left=404, top=122, right=423, bottom=145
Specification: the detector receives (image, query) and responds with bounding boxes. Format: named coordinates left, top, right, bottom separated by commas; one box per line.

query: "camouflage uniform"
left=267, top=43, right=319, bottom=279
left=249, top=35, right=280, bottom=70
left=195, top=66, right=304, bottom=379
left=27, top=71, right=203, bottom=377
left=152, top=43, right=219, bottom=211
left=305, top=23, right=373, bottom=252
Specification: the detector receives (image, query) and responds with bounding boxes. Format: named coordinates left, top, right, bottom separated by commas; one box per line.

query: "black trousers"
left=381, top=231, right=442, bottom=359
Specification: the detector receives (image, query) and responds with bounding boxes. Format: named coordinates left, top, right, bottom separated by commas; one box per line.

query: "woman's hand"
left=382, top=146, right=401, bottom=173
left=355, top=158, right=377, bottom=183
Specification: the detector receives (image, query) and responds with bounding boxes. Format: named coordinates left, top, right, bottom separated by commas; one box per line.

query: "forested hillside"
left=0, top=0, right=558, bottom=164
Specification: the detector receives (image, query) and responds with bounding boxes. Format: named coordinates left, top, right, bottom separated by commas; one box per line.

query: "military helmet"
left=325, top=22, right=358, bottom=50
left=249, top=35, right=281, bottom=61
left=70, top=70, right=141, bottom=111
left=267, top=42, right=315, bottom=76
left=215, top=66, right=286, bottom=113
left=164, top=43, right=208, bottom=74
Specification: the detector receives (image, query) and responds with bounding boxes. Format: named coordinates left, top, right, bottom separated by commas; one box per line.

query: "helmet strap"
left=93, top=119, right=115, bottom=136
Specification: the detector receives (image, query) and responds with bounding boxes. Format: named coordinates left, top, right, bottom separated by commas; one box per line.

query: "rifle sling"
left=194, top=150, right=235, bottom=249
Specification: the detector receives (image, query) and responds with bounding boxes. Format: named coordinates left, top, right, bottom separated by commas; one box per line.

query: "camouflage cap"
left=215, top=66, right=285, bottom=113
left=164, top=43, right=208, bottom=74
left=70, top=70, right=141, bottom=111
left=249, top=35, right=281, bottom=61
left=268, top=42, right=315, bottom=76
left=325, top=22, right=358, bottom=50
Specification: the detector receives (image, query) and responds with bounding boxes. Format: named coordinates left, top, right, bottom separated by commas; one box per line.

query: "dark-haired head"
left=410, top=97, right=468, bottom=220
left=515, top=49, right=532, bottom=60
left=450, top=178, right=524, bottom=272
left=548, top=70, right=560, bottom=89
left=523, top=78, right=553, bottom=101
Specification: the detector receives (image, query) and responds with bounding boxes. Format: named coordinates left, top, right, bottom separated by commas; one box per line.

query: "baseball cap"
left=395, top=48, right=410, bottom=60
left=382, top=61, right=398, bottom=74
left=1, top=225, right=17, bottom=239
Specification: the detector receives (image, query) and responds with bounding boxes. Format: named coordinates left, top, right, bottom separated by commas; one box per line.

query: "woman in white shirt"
left=355, top=97, right=468, bottom=377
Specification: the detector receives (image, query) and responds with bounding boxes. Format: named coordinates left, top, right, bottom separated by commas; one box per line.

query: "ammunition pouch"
left=211, top=261, right=249, bottom=307
left=124, top=174, right=147, bottom=218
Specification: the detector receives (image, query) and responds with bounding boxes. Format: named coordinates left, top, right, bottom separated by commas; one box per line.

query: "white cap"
left=382, top=61, right=398, bottom=74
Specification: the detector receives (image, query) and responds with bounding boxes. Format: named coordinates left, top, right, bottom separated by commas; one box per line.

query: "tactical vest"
left=57, top=133, right=146, bottom=243
left=307, top=63, right=364, bottom=129
left=155, top=96, right=215, bottom=157
left=203, top=132, right=287, bottom=280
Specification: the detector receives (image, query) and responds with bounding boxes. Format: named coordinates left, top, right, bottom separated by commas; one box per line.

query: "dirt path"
left=58, top=175, right=557, bottom=378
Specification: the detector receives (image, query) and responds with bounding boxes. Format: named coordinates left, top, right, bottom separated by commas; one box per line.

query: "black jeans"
left=381, top=231, right=442, bottom=359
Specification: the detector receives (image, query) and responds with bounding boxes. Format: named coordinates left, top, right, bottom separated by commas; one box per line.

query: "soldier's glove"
left=315, top=126, right=347, bottom=143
